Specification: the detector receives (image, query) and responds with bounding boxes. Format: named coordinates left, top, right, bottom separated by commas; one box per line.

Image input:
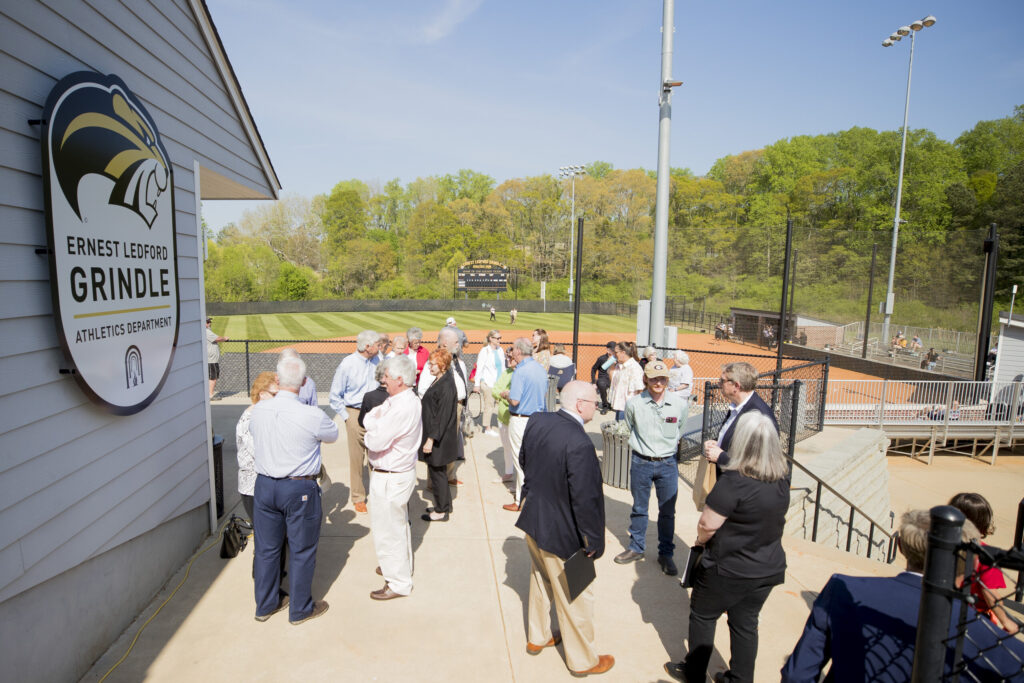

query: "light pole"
left=559, top=165, right=586, bottom=302
left=880, top=15, right=936, bottom=347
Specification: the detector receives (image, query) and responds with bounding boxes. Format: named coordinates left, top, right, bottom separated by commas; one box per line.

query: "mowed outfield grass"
left=210, top=309, right=642, bottom=341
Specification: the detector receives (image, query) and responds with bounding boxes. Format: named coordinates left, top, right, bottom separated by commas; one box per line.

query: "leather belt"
left=371, top=467, right=409, bottom=474
left=632, top=451, right=674, bottom=462
left=289, top=474, right=318, bottom=480
left=509, top=411, right=532, bottom=418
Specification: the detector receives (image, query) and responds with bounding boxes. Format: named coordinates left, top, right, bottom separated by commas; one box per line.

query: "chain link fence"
left=914, top=504, right=1024, bottom=681
left=674, top=359, right=829, bottom=486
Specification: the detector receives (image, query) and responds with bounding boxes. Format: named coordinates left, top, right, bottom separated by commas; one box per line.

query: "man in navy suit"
left=515, top=380, right=615, bottom=677
left=703, top=362, right=777, bottom=475
left=781, top=509, right=1024, bottom=682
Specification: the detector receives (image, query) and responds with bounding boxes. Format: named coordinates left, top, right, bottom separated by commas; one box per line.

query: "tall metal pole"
left=788, top=248, right=798, bottom=339
left=649, top=0, right=675, bottom=348
left=863, top=243, right=878, bottom=359
left=882, top=29, right=916, bottom=347
left=571, top=218, right=585, bottom=366
left=975, top=223, right=999, bottom=381
left=776, top=219, right=794, bottom=375
left=568, top=175, right=576, bottom=303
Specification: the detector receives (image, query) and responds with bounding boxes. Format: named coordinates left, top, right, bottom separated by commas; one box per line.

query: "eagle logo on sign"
left=47, top=74, right=170, bottom=228
left=41, top=71, right=180, bottom=416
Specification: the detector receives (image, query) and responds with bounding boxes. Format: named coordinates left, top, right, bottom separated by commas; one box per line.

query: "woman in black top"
left=666, top=412, right=789, bottom=683
left=420, top=348, right=458, bottom=522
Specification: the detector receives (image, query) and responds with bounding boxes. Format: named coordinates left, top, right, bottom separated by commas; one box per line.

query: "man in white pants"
left=363, top=355, right=422, bottom=600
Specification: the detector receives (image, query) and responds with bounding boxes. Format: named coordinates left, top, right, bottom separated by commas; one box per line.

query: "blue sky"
left=202, top=0, right=1024, bottom=231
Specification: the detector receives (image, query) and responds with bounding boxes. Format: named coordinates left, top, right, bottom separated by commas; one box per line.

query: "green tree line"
left=204, top=106, right=1024, bottom=330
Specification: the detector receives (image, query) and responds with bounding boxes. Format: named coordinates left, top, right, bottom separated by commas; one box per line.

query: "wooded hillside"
left=204, top=106, right=1024, bottom=330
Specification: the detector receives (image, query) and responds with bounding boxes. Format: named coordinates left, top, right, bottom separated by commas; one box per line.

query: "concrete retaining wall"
left=786, top=428, right=893, bottom=561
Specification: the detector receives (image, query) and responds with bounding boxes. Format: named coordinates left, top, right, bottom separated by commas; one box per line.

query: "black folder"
left=679, top=545, right=704, bottom=589
left=563, top=549, right=596, bottom=602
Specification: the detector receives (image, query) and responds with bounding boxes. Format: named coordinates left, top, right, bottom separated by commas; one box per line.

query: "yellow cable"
left=96, top=519, right=247, bottom=682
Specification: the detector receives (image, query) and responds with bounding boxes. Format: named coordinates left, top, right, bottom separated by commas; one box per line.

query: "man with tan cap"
left=614, top=359, right=688, bottom=575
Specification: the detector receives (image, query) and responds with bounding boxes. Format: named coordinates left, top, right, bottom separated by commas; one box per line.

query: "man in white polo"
left=363, top=355, right=422, bottom=600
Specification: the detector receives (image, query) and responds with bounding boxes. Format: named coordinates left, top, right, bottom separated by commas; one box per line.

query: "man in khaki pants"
left=328, top=330, right=380, bottom=513
left=513, top=381, right=614, bottom=677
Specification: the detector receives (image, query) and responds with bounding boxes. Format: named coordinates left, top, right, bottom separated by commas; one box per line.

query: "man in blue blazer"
left=515, top=380, right=614, bottom=677
left=781, top=509, right=1024, bottom=682
left=703, top=362, right=777, bottom=475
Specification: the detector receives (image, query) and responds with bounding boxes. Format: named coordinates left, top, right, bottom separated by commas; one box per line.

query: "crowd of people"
left=230, top=327, right=1022, bottom=680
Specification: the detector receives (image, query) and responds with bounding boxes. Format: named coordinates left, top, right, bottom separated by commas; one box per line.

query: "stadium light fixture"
left=880, top=15, right=936, bottom=346
left=559, top=165, right=587, bottom=303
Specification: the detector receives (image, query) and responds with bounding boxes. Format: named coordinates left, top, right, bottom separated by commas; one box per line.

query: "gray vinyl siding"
left=996, top=326, right=1024, bottom=384
left=0, top=0, right=275, bottom=602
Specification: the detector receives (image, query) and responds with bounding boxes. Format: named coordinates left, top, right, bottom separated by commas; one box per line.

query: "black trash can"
left=600, top=421, right=631, bottom=490
left=212, top=434, right=224, bottom=518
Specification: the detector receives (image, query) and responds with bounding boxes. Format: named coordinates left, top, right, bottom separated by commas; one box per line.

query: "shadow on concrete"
left=502, top=536, right=531, bottom=631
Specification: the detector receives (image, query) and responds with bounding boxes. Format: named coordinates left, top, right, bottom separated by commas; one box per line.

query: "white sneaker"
left=484, top=429, right=499, bottom=437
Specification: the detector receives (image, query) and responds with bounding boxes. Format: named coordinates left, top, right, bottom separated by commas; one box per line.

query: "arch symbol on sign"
left=125, top=345, right=144, bottom=388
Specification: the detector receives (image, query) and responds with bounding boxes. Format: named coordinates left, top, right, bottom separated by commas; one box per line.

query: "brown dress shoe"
left=502, top=503, right=521, bottom=512
left=375, top=566, right=382, bottom=576
left=370, top=583, right=406, bottom=600
left=571, top=654, right=615, bottom=677
left=354, top=502, right=367, bottom=513
left=289, top=599, right=329, bottom=625
left=526, top=633, right=562, bottom=655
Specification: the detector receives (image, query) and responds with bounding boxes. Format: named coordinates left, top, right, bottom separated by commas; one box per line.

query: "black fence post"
left=787, top=380, right=801, bottom=479
left=245, top=340, right=251, bottom=391
left=1015, top=496, right=1024, bottom=602
left=911, top=505, right=965, bottom=683
left=818, top=355, right=830, bottom=432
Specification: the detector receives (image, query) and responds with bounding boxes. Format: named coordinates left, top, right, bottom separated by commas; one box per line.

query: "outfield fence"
left=208, top=299, right=637, bottom=317
left=214, top=338, right=819, bottom=409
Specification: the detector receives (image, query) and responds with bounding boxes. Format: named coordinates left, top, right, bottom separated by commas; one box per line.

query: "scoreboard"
left=457, top=260, right=509, bottom=292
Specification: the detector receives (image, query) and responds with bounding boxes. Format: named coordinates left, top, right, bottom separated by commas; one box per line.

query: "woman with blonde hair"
left=532, top=328, right=552, bottom=370
left=666, top=411, right=789, bottom=683
left=236, top=371, right=277, bottom=520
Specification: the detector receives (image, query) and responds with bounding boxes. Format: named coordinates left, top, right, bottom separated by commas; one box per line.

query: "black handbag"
left=220, top=515, right=253, bottom=559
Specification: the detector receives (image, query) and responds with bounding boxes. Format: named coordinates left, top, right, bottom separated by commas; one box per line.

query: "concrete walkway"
left=82, top=404, right=1023, bottom=682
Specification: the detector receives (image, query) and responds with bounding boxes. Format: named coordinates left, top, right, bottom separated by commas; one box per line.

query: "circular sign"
left=41, top=72, right=180, bottom=415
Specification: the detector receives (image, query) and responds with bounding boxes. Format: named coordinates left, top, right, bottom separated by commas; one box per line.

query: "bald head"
left=560, top=381, right=599, bottom=424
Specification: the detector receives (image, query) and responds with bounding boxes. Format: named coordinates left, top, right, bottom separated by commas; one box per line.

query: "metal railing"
left=788, top=454, right=898, bottom=562
left=825, top=380, right=1024, bottom=427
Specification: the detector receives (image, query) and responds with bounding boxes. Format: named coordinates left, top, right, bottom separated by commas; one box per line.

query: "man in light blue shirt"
left=500, top=338, right=549, bottom=512
left=251, top=352, right=338, bottom=625
left=614, top=360, right=687, bottom=576
left=328, top=330, right=380, bottom=512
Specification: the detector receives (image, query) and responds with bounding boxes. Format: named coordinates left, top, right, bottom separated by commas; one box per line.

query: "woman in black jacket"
left=420, top=348, right=458, bottom=522
left=666, top=411, right=790, bottom=683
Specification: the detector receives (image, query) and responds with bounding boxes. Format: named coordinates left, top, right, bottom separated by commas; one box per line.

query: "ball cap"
left=606, top=341, right=616, bottom=350
left=445, top=316, right=456, bottom=325
left=206, top=317, right=213, bottom=323
left=644, top=359, right=670, bottom=379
